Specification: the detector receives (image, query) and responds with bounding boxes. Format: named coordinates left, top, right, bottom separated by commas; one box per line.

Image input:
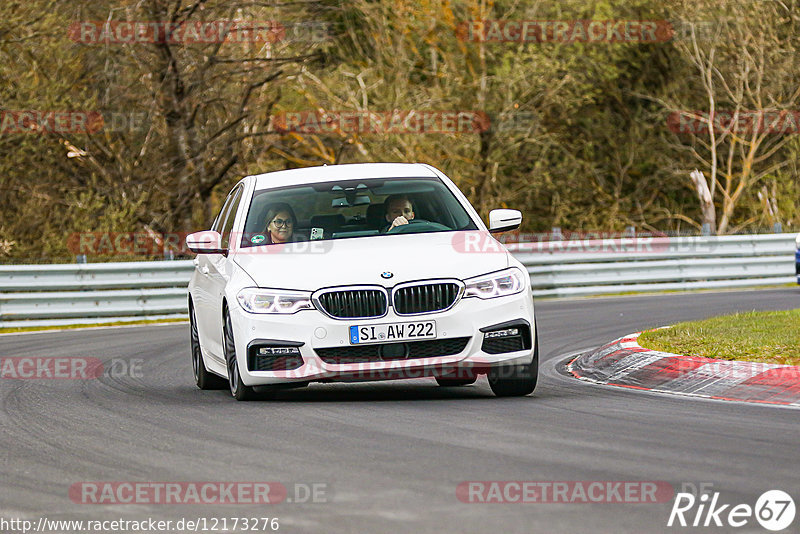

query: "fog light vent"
left=248, top=342, right=304, bottom=371
left=480, top=322, right=531, bottom=355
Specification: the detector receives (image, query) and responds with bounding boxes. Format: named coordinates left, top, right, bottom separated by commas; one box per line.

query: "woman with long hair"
left=263, top=203, right=297, bottom=244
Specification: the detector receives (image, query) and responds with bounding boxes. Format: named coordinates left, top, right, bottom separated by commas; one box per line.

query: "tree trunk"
left=689, top=169, right=716, bottom=233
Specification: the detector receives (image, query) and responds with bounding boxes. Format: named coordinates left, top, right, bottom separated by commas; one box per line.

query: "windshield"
left=240, top=176, right=479, bottom=247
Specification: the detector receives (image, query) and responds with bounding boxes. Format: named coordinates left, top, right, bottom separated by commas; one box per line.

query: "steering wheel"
left=386, top=218, right=450, bottom=234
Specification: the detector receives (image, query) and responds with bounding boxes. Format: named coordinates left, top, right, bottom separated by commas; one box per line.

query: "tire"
left=488, top=330, right=539, bottom=397
left=190, top=303, right=227, bottom=390
left=223, top=309, right=257, bottom=401
left=435, top=376, right=478, bottom=387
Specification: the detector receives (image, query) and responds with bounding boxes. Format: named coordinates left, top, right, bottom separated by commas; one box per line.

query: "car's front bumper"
left=229, top=291, right=536, bottom=386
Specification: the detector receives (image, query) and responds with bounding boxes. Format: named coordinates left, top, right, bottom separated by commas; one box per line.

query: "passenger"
left=383, top=194, right=415, bottom=232
left=263, top=203, right=297, bottom=244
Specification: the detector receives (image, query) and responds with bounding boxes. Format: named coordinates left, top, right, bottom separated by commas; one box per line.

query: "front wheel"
left=191, top=303, right=227, bottom=390
left=488, top=330, right=539, bottom=397
left=223, top=310, right=257, bottom=401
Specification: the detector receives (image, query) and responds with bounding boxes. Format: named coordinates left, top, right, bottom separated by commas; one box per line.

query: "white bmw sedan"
left=186, top=163, right=538, bottom=400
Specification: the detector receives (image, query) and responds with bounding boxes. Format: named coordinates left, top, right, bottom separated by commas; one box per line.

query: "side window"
left=220, top=186, right=244, bottom=248
left=212, top=189, right=236, bottom=233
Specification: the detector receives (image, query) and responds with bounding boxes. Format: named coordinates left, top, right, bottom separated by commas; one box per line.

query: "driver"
left=383, top=194, right=415, bottom=232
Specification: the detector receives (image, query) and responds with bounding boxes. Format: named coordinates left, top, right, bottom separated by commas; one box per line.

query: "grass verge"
left=637, top=309, right=800, bottom=366
left=0, top=317, right=188, bottom=334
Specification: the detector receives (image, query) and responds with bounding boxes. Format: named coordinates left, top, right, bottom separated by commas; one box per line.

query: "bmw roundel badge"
left=381, top=272, right=393, bottom=279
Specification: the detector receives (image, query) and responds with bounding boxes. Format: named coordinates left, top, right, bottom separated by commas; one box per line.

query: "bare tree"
left=57, top=0, right=330, bottom=230
left=652, top=0, right=800, bottom=233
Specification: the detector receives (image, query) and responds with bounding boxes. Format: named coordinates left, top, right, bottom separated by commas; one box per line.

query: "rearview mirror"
left=186, top=231, right=228, bottom=255
left=332, top=195, right=371, bottom=208
left=488, top=209, right=522, bottom=233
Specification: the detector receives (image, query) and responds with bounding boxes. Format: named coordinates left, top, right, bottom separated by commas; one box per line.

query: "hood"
left=233, top=231, right=510, bottom=290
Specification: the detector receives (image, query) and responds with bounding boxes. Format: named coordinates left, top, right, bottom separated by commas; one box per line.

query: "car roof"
left=250, top=163, right=439, bottom=190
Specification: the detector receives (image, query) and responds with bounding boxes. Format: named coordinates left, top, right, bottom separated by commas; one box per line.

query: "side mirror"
left=488, top=209, right=522, bottom=233
left=186, top=231, right=228, bottom=255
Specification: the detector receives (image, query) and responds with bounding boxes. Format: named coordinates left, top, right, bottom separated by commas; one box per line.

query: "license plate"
left=349, top=321, right=436, bottom=344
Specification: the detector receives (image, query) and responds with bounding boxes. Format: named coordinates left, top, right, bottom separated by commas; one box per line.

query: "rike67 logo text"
left=668, top=488, right=795, bottom=531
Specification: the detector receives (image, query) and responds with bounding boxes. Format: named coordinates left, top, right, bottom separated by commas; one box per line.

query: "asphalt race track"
left=1, top=288, right=798, bottom=533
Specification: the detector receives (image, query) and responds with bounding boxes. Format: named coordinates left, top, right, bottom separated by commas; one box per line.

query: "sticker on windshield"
left=250, top=234, right=266, bottom=244
left=310, top=228, right=324, bottom=240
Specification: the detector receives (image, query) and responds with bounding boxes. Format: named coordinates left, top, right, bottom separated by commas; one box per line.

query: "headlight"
left=236, top=288, right=313, bottom=314
left=463, top=268, right=526, bottom=299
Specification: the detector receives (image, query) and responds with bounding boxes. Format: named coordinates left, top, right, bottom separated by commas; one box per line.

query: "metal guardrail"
left=511, top=233, right=797, bottom=297
left=0, top=234, right=797, bottom=327
left=0, top=261, right=194, bottom=328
